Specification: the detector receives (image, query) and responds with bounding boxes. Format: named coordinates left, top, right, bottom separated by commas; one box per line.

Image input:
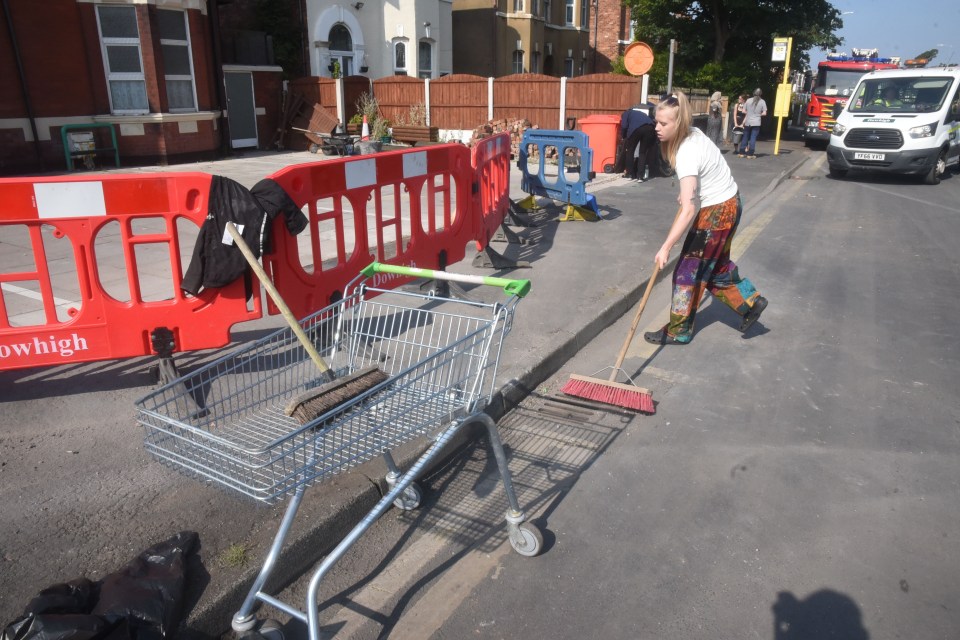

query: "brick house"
left=0, top=0, right=294, bottom=175
left=451, top=0, right=631, bottom=77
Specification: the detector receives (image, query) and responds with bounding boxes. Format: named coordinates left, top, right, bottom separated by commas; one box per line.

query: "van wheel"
left=828, top=166, right=847, bottom=179
left=923, top=149, right=946, bottom=185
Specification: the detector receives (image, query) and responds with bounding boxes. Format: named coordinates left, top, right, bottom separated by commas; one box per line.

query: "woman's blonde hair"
left=655, top=91, right=692, bottom=172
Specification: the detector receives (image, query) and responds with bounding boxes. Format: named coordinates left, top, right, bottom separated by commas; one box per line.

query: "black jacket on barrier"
left=181, top=176, right=307, bottom=297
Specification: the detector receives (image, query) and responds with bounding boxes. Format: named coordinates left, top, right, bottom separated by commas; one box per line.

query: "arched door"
left=329, top=23, right=353, bottom=76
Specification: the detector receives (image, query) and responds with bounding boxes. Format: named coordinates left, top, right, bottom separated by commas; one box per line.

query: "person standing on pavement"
left=737, top=88, right=767, bottom=158
left=731, top=94, right=747, bottom=149
left=705, top=91, right=724, bottom=147
left=616, top=103, right=657, bottom=181
left=644, top=92, right=767, bottom=345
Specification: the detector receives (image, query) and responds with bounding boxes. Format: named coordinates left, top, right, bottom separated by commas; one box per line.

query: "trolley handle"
left=361, top=262, right=531, bottom=298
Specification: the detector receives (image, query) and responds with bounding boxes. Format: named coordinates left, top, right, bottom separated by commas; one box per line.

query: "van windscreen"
left=849, top=77, right=952, bottom=113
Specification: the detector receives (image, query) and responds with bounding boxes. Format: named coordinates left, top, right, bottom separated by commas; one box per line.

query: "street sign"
left=774, top=83, right=793, bottom=118
left=772, top=37, right=790, bottom=63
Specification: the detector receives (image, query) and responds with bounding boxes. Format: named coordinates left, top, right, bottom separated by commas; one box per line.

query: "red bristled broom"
left=560, top=263, right=658, bottom=413
left=561, top=207, right=681, bottom=413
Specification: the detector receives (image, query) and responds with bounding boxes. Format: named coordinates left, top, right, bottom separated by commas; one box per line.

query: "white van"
left=826, top=67, right=960, bottom=184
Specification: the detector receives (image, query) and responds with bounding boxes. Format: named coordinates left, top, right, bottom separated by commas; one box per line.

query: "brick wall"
left=593, top=0, right=628, bottom=74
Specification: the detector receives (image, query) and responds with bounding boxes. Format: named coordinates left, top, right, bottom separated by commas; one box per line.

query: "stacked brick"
left=468, top=118, right=537, bottom=158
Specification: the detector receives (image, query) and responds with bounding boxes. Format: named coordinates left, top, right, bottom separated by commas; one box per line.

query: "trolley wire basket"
left=134, top=263, right=541, bottom=639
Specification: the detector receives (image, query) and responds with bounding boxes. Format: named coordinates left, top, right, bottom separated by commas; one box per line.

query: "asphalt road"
left=264, top=154, right=960, bottom=640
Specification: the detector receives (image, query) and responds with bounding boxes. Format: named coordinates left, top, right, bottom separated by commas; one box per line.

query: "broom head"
left=285, top=365, right=390, bottom=424
left=561, top=374, right=654, bottom=414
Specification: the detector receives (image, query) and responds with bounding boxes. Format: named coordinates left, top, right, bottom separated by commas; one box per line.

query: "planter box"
left=390, top=126, right=439, bottom=145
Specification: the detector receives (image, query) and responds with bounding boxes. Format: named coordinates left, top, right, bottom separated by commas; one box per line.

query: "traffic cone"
left=361, top=115, right=369, bottom=141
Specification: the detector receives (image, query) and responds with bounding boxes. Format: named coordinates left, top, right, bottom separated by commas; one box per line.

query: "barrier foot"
left=507, top=200, right=540, bottom=227
left=472, top=245, right=531, bottom=270
left=151, top=328, right=208, bottom=418
left=515, top=195, right=541, bottom=212
left=491, top=223, right=528, bottom=245
left=560, top=203, right=600, bottom=222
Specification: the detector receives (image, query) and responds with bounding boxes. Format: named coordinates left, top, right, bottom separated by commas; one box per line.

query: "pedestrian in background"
left=705, top=91, right=724, bottom=147
left=731, top=94, right=747, bottom=149
left=737, top=88, right=767, bottom=158
left=616, top=103, right=657, bottom=181
left=644, top=91, right=767, bottom=345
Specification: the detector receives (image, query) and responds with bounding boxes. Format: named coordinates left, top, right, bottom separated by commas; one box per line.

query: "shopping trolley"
left=134, top=263, right=541, bottom=640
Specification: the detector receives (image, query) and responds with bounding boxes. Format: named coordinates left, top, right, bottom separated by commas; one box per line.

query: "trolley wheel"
left=321, top=145, right=336, bottom=156
left=308, top=143, right=319, bottom=154
left=393, top=483, right=422, bottom=511
left=240, top=619, right=284, bottom=640
left=510, top=523, right=544, bottom=557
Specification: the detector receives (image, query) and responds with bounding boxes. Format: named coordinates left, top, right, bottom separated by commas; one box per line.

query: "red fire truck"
left=803, top=49, right=900, bottom=147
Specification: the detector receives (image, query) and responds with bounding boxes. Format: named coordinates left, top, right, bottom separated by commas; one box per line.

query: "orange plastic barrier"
left=471, top=133, right=512, bottom=251
left=0, top=174, right=261, bottom=371
left=264, top=145, right=475, bottom=318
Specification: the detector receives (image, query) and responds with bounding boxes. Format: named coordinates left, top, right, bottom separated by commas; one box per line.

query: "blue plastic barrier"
left=517, top=130, right=598, bottom=220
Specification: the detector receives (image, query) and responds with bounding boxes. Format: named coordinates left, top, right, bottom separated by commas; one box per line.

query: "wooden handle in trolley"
left=224, top=222, right=333, bottom=377
left=608, top=206, right=683, bottom=382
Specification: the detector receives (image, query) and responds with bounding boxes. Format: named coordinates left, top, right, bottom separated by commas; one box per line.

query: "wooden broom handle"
left=608, top=205, right=683, bottom=382
left=224, top=222, right=332, bottom=374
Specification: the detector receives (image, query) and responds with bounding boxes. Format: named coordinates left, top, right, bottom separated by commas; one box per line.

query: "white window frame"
left=564, top=57, right=574, bottom=77
left=393, top=40, right=408, bottom=75
left=418, top=40, right=433, bottom=79
left=565, top=0, right=575, bottom=25
left=513, top=0, right=524, bottom=12
left=512, top=50, right=524, bottom=74
left=544, top=0, right=551, bottom=22
left=95, top=4, right=148, bottom=115
left=580, top=0, right=588, bottom=28
left=530, top=51, right=541, bottom=74
left=158, top=9, right=198, bottom=113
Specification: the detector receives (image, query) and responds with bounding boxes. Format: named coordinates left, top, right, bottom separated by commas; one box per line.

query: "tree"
left=625, top=0, right=844, bottom=95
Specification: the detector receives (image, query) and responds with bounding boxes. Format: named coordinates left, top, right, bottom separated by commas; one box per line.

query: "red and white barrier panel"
left=0, top=173, right=260, bottom=371
left=265, top=144, right=475, bottom=318
left=470, top=133, right=512, bottom=251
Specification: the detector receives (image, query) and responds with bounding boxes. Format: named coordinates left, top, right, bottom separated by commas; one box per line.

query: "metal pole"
left=666, top=39, right=675, bottom=95
left=774, top=37, right=792, bottom=156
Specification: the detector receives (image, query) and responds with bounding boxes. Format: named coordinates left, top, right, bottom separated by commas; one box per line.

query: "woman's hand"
left=655, top=245, right=670, bottom=270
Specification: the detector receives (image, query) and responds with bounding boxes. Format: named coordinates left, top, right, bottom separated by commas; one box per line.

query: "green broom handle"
left=361, top=262, right=531, bottom=298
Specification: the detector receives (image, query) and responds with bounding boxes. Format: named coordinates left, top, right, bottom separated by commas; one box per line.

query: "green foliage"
left=254, top=0, right=304, bottom=79
left=625, top=0, right=843, bottom=94
left=355, top=92, right=390, bottom=139
left=610, top=55, right=630, bottom=76
left=331, top=60, right=342, bottom=79
left=220, top=543, right=249, bottom=568
left=914, top=49, right=939, bottom=61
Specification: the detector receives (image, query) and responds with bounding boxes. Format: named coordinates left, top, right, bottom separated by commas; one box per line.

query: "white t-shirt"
left=675, top=128, right=738, bottom=207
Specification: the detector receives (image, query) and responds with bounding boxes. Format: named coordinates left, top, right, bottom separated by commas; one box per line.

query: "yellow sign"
left=772, top=37, right=790, bottom=63
left=774, top=83, right=793, bottom=118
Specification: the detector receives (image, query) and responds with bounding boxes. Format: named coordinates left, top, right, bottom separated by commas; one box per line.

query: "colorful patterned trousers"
left=666, top=193, right=761, bottom=342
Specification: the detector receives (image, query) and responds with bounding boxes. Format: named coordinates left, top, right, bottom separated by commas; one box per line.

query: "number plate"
left=854, top=152, right=885, bottom=161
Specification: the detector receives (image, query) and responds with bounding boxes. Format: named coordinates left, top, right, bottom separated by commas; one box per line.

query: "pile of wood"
left=469, top=118, right=537, bottom=158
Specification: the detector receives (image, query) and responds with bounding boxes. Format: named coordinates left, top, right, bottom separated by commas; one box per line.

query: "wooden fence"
left=288, top=73, right=712, bottom=133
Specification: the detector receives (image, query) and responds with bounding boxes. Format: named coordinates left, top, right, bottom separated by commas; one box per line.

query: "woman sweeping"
left=644, top=92, right=768, bottom=346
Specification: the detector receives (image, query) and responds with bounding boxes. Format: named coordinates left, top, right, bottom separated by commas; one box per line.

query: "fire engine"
left=804, top=49, right=900, bottom=147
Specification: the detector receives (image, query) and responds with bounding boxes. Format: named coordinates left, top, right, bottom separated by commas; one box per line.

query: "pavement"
left=0, top=130, right=812, bottom=637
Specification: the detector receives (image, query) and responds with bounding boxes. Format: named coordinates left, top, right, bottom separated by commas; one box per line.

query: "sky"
left=805, top=0, right=960, bottom=69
